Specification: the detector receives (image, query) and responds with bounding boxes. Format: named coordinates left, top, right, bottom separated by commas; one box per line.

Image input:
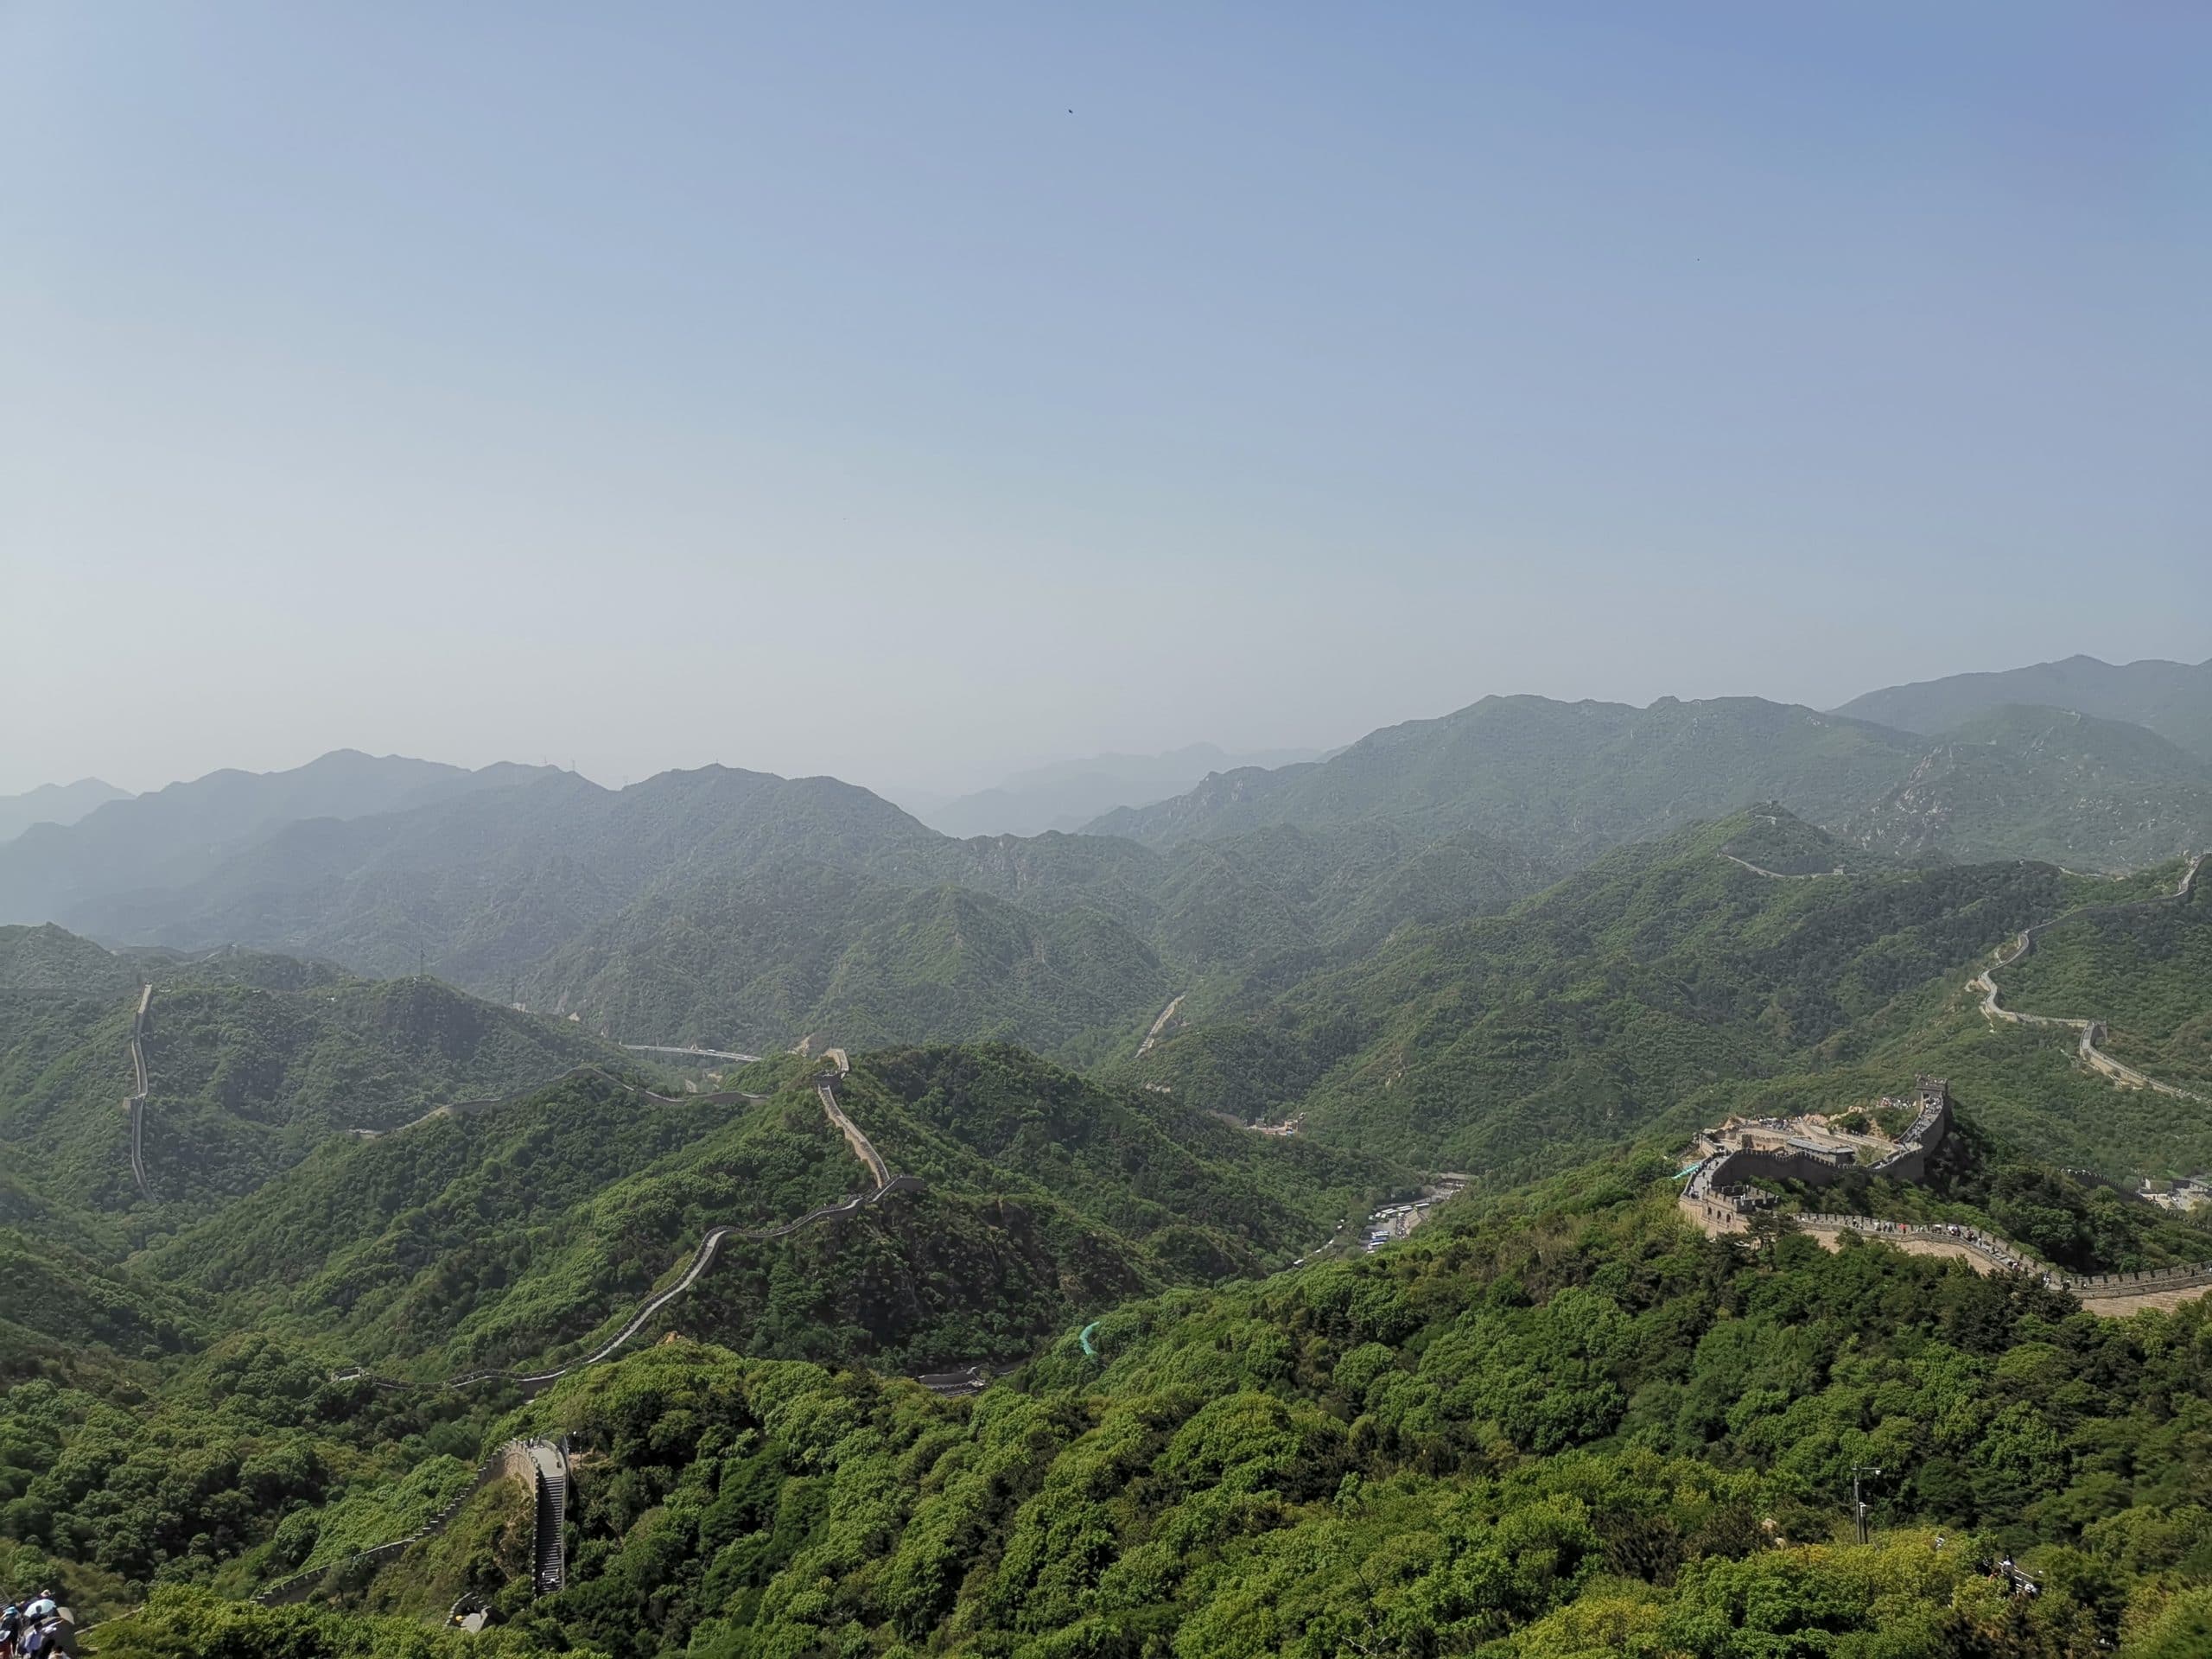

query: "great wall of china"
left=254, top=1436, right=570, bottom=1607
left=226, top=1045, right=941, bottom=1608
left=1692, top=845, right=2212, bottom=1309
left=118, top=995, right=925, bottom=1395
left=1971, top=851, right=2205, bottom=1103
left=109, top=844, right=2212, bottom=1620
left=326, top=1051, right=923, bottom=1397
left=124, top=982, right=152, bottom=1198
left=1681, top=1076, right=2212, bottom=1314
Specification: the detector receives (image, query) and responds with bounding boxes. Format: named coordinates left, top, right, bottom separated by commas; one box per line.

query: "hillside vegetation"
left=73, top=1158, right=2212, bottom=1657
left=1127, top=810, right=2133, bottom=1177
left=5, top=694, right=2203, bottom=1084
left=519, top=860, right=1176, bottom=1061
left=1999, top=868, right=2212, bottom=1097
left=138, top=1047, right=1403, bottom=1382
left=1088, top=696, right=1923, bottom=855
left=1847, top=706, right=2212, bottom=871
left=9, top=696, right=2212, bottom=1653
left=0, top=934, right=623, bottom=1215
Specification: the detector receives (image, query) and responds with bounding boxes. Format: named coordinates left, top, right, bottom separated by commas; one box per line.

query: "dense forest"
left=50, top=1161, right=2212, bottom=1657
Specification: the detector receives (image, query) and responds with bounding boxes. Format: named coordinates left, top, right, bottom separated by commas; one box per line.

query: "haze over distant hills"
left=3, top=652, right=2205, bottom=1067
left=912, top=741, right=1331, bottom=837
left=1085, top=695, right=1918, bottom=854
left=0, top=749, right=560, bottom=929
left=1835, top=652, right=2212, bottom=760
left=0, top=777, right=132, bottom=845
left=1088, top=671, right=2212, bottom=872
left=1847, top=704, right=2212, bottom=869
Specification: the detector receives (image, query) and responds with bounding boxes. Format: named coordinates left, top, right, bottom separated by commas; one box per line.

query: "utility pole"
left=1849, top=1464, right=1882, bottom=1544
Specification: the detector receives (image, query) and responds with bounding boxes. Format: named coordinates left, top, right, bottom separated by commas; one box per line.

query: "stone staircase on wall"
left=255, top=1436, right=569, bottom=1607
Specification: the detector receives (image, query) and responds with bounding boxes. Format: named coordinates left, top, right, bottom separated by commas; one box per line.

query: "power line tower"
left=1849, top=1464, right=1882, bottom=1544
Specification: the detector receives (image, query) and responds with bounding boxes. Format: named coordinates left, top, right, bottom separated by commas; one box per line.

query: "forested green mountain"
left=520, top=823, right=1558, bottom=1062
left=13, top=707, right=2212, bottom=1654
left=11, top=801, right=2212, bottom=1653
left=0, top=931, right=620, bottom=1215
left=1839, top=652, right=2212, bottom=761
left=69, top=1156, right=2212, bottom=1658
left=136, top=1046, right=1401, bottom=1382
left=1087, top=692, right=2212, bottom=880
left=1085, top=696, right=1923, bottom=853
left=1998, top=861, right=2212, bottom=1097
left=0, top=750, right=555, bottom=930
left=519, top=860, right=1175, bottom=1059
left=1123, top=810, right=2206, bottom=1179
left=16, top=763, right=1551, bottom=1061
left=54, top=767, right=948, bottom=981
left=0, top=1039, right=1409, bottom=1632
left=9, top=695, right=2202, bottom=1082
left=1847, top=706, right=2212, bottom=871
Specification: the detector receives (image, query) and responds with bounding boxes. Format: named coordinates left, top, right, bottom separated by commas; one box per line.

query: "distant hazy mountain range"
left=912, top=742, right=1332, bottom=837
left=3, top=653, right=2204, bottom=1061
left=1086, top=690, right=2212, bottom=870
left=0, top=777, right=132, bottom=845
left=1834, top=652, right=2212, bottom=760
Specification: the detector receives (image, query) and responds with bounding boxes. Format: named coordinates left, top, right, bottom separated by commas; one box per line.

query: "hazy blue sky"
left=5, top=3, right=2207, bottom=798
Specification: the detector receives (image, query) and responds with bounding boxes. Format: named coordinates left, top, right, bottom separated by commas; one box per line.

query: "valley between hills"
left=7, top=658, right=2212, bottom=1656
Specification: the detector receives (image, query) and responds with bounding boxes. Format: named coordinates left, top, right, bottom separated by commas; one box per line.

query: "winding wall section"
left=125, top=983, right=153, bottom=1198
left=255, top=1437, right=569, bottom=1606
left=1971, top=853, right=2205, bottom=1103
left=331, top=1056, right=917, bottom=1396
left=1681, top=1071, right=2212, bottom=1313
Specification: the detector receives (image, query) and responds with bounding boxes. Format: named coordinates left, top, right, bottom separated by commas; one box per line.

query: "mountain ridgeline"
left=0, top=929, right=626, bottom=1217
left=1835, top=652, right=2212, bottom=760
left=1115, top=810, right=2212, bottom=1178
left=4, top=674, right=2209, bottom=1074
left=1085, top=691, right=2212, bottom=873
